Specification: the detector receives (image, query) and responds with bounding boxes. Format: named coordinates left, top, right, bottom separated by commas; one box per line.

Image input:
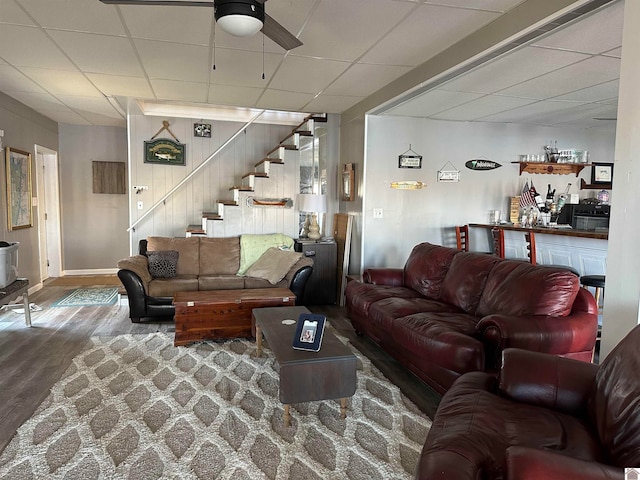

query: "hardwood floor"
left=0, top=280, right=440, bottom=455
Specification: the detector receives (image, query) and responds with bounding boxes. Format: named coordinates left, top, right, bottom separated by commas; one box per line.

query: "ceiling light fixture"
left=214, top=0, right=264, bottom=37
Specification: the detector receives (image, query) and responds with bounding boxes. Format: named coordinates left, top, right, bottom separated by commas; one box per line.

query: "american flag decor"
left=520, top=181, right=537, bottom=208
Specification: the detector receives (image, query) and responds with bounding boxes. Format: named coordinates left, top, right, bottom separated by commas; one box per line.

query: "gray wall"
left=58, top=124, right=129, bottom=271
left=0, top=92, right=58, bottom=287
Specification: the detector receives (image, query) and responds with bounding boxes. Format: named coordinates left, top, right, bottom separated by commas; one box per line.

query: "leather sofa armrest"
left=363, top=268, right=404, bottom=286
left=476, top=312, right=598, bottom=368
left=499, top=348, right=598, bottom=415
left=505, top=446, right=623, bottom=480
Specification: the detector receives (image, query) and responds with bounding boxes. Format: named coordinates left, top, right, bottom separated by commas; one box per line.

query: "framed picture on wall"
left=5, top=147, right=33, bottom=230
left=592, top=163, right=613, bottom=184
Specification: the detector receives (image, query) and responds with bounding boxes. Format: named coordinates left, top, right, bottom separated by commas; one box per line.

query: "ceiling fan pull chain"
left=212, top=21, right=217, bottom=71
left=261, top=33, right=265, bottom=80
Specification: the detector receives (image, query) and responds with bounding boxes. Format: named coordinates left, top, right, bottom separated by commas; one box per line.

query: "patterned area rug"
left=52, top=288, right=120, bottom=307
left=0, top=332, right=431, bottom=479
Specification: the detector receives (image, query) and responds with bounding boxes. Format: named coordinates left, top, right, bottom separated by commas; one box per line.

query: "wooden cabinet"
left=295, top=240, right=337, bottom=305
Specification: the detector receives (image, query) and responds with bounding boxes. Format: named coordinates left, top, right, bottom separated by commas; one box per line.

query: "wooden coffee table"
left=252, top=306, right=357, bottom=426
left=173, top=288, right=295, bottom=346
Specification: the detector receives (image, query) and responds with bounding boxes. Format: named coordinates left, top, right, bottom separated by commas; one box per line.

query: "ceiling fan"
left=98, top=0, right=303, bottom=51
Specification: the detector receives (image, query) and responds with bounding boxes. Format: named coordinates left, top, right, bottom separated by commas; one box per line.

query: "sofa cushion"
left=391, top=312, right=484, bottom=386
left=243, top=276, right=288, bottom=290
left=476, top=260, right=579, bottom=318
left=404, top=243, right=459, bottom=299
left=147, top=236, right=200, bottom=276
left=199, top=237, right=240, bottom=275
left=345, top=282, right=424, bottom=318
left=588, top=324, right=640, bottom=467
left=148, top=276, right=199, bottom=297
left=368, top=297, right=462, bottom=333
left=237, top=233, right=294, bottom=275
left=244, top=247, right=303, bottom=284
left=147, top=250, right=179, bottom=278
left=440, top=252, right=500, bottom=314
left=198, top=275, right=245, bottom=291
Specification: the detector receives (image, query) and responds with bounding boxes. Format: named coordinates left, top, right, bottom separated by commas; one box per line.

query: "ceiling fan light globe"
left=217, top=14, right=263, bottom=36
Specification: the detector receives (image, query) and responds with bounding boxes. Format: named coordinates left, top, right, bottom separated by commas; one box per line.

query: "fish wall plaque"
left=465, top=159, right=502, bottom=171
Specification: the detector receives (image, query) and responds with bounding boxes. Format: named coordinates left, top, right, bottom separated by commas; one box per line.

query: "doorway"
left=35, top=145, right=62, bottom=281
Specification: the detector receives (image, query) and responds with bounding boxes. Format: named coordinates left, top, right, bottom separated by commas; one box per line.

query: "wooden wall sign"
left=144, top=138, right=186, bottom=166
left=465, top=159, right=502, bottom=170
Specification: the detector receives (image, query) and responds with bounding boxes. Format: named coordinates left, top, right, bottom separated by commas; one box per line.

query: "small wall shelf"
left=580, top=179, right=612, bottom=190
left=512, top=162, right=590, bottom=176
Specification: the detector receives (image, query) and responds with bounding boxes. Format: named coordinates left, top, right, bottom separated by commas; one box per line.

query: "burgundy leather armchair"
left=416, top=324, right=640, bottom=479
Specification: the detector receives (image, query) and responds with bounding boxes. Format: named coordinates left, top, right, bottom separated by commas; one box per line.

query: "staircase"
left=186, top=113, right=326, bottom=237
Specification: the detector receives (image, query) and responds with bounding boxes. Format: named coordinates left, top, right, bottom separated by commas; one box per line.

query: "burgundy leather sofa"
left=416, top=324, right=640, bottom=479
left=345, top=242, right=598, bottom=394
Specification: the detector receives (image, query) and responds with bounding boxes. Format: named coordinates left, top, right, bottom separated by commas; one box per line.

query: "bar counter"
left=469, top=223, right=608, bottom=240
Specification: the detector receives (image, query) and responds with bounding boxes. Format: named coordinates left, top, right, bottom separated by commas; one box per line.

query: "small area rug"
left=0, top=332, right=431, bottom=479
left=52, top=288, right=120, bottom=307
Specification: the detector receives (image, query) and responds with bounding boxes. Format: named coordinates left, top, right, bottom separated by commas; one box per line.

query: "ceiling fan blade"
left=593, top=117, right=617, bottom=121
left=262, top=13, right=302, bottom=50
left=99, top=0, right=215, bottom=6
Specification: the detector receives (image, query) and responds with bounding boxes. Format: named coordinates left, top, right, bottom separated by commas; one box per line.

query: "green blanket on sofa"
left=237, top=233, right=295, bottom=275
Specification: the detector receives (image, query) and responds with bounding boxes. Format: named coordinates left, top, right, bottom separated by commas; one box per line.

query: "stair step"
left=279, top=131, right=300, bottom=149
left=242, top=172, right=269, bottom=179
left=187, top=224, right=206, bottom=235
left=255, top=158, right=284, bottom=175
left=229, top=186, right=254, bottom=191
left=217, top=200, right=238, bottom=206
left=241, top=172, right=268, bottom=189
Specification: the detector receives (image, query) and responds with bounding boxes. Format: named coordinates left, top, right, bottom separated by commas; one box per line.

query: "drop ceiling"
left=0, top=0, right=623, bottom=128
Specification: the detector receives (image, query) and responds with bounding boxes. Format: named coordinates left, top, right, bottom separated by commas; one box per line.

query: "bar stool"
left=525, top=231, right=580, bottom=276
left=491, top=227, right=505, bottom=258
left=455, top=225, right=469, bottom=252
left=581, top=275, right=605, bottom=310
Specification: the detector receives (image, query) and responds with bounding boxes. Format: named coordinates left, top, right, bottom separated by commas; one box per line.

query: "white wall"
left=361, top=116, right=616, bottom=269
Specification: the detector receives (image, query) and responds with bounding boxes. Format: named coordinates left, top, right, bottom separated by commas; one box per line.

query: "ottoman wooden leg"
left=284, top=404, right=291, bottom=426
left=340, top=398, right=348, bottom=419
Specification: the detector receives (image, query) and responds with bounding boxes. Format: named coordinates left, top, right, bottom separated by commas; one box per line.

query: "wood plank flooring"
left=0, top=279, right=440, bottom=455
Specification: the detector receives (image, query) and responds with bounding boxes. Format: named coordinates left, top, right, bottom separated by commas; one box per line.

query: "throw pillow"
left=147, top=250, right=179, bottom=278
left=244, top=247, right=303, bottom=284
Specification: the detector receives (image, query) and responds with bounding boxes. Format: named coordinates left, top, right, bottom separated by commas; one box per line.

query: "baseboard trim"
left=62, top=268, right=119, bottom=276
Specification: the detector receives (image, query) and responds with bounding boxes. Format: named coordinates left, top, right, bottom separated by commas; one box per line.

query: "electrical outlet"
left=137, top=201, right=143, bottom=210
left=373, top=208, right=383, bottom=219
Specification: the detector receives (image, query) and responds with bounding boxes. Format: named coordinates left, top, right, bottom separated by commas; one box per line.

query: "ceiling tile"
left=433, top=95, right=537, bottom=121
left=56, top=95, right=121, bottom=116
left=18, top=0, right=126, bottom=35
left=385, top=89, right=484, bottom=117
left=255, top=89, right=316, bottom=111
left=135, top=39, right=210, bottom=82
left=532, top=1, right=624, bottom=54
left=75, top=111, right=125, bottom=127
left=498, top=56, right=621, bottom=99
left=207, top=85, right=263, bottom=107
left=303, top=94, right=364, bottom=114
left=85, top=73, right=154, bottom=98
left=269, top=56, right=350, bottom=94
left=294, top=0, right=415, bottom=61
left=38, top=108, right=92, bottom=125
left=0, top=0, right=37, bottom=26
left=551, top=79, right=619, bottom=102
left=150, top=79, right=208, bottom=103
left=545, top=103, right=619, bottom=126
left=209, top=49, right=285, bottom=89
left=0, top=25, right=76, bottom=70
left=7, top=91, right=66, bottom=111
left=48, top=30, right=145, bottom=76
left=0, top=65, right=47, bottom=93
left=360, top=4, right=500, bottom=66
left=440, top=45, right=590, bottom=94
left=17, top=67, right=101, bottom=96
left=120, top=4, right=212, bottom=45
left=480, top=100, right=593, bottom=124
left=324, top=63, right=413, bottom=97
left=424, top=0, right=526, bottom=11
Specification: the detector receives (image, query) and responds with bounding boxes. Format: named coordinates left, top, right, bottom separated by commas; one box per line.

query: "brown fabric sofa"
left=416, top=324, right=640, bottom=479
left=345, top=242, right=598, bottom=394
left=118, top=235, right=313, bottom=322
